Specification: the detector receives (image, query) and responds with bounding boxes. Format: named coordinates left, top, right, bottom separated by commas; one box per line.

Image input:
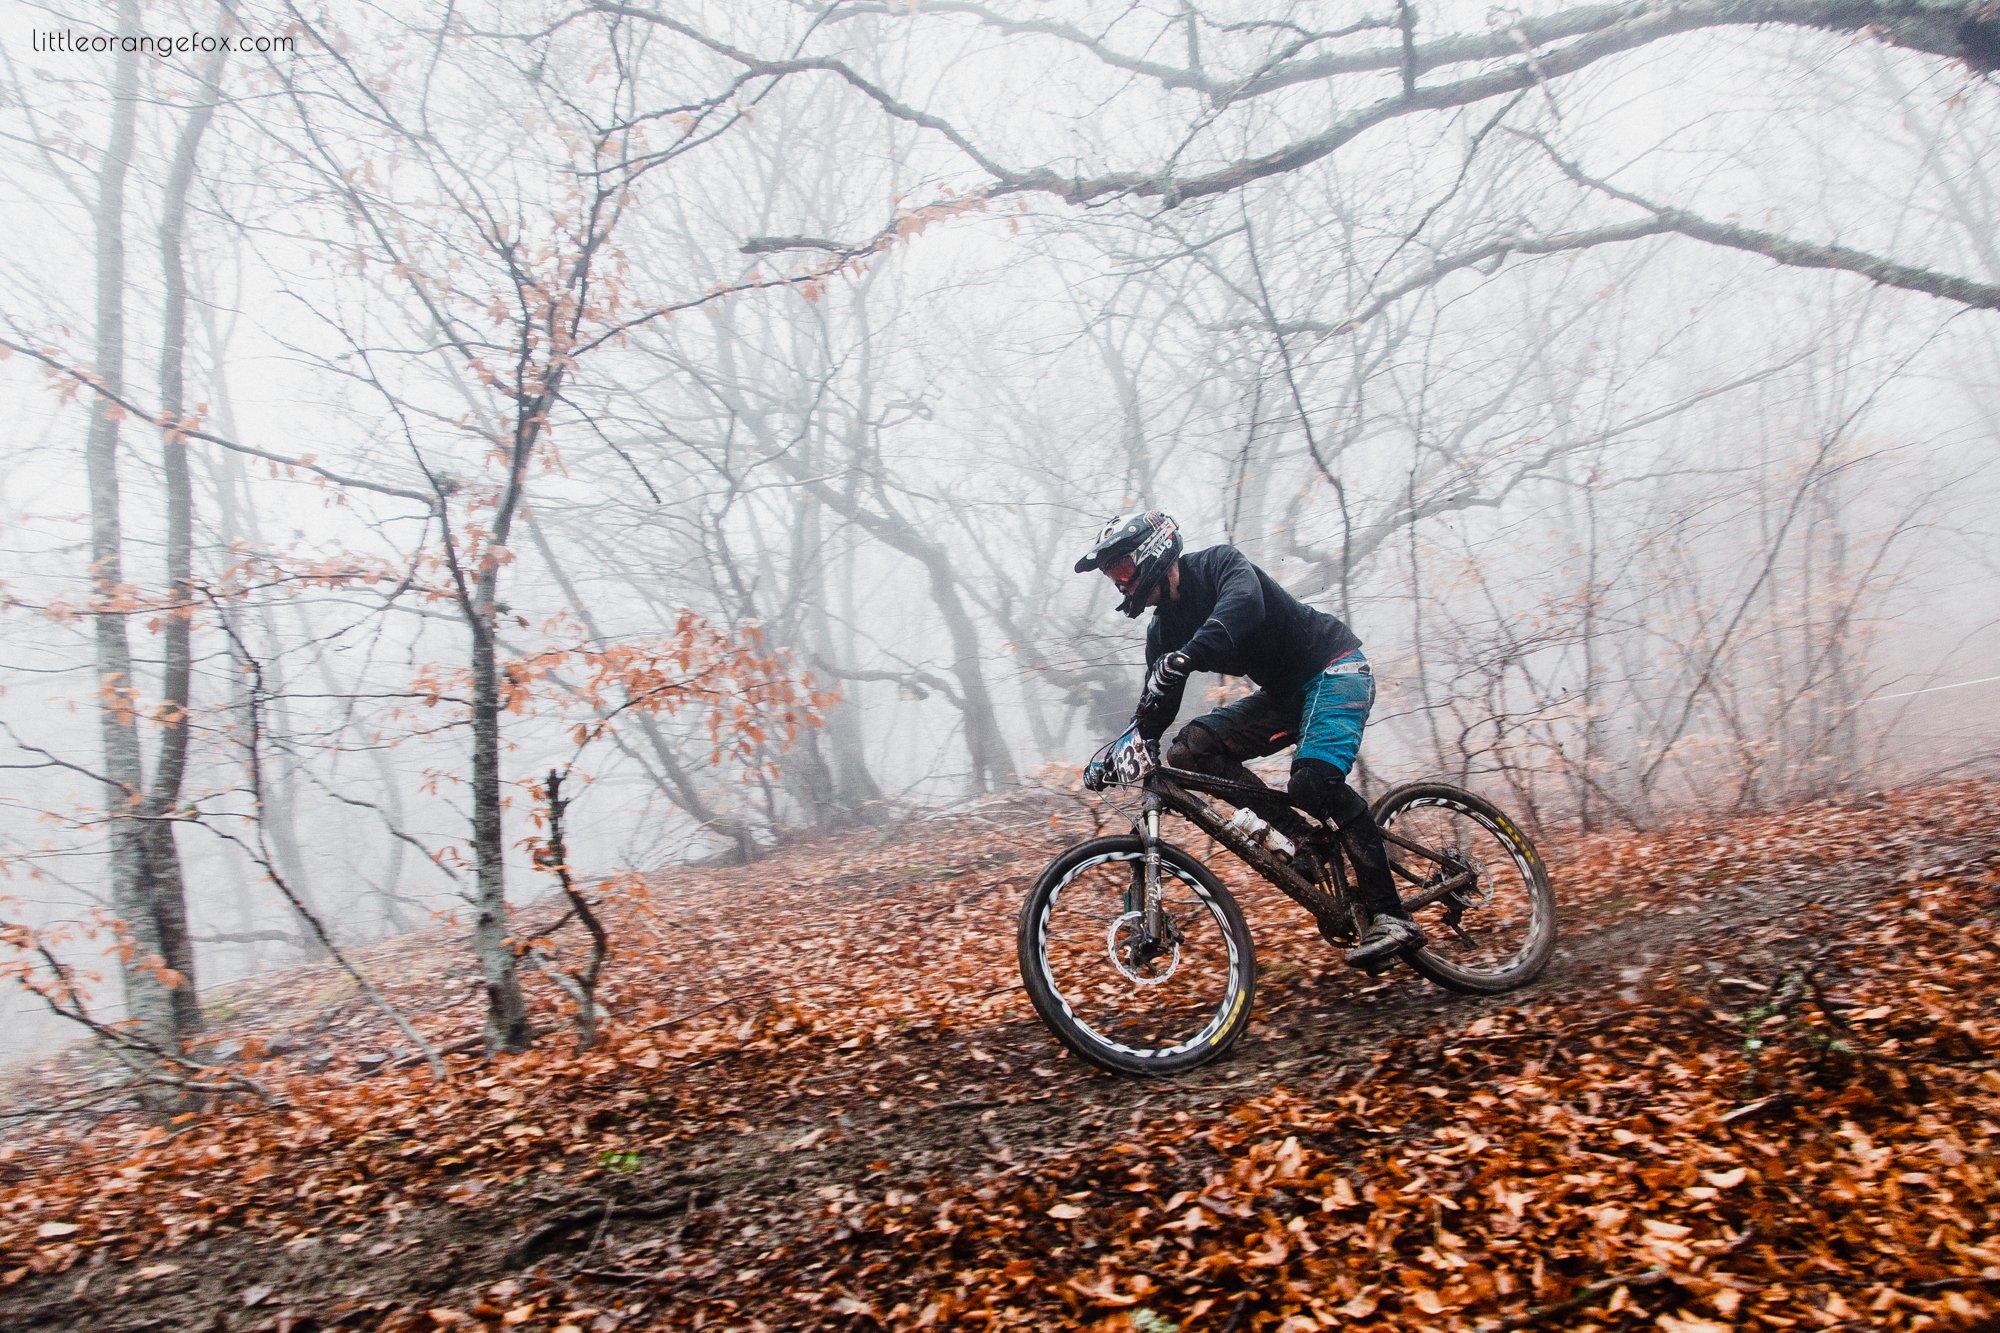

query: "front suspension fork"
left=1135, top=792, right=1165, bottom=941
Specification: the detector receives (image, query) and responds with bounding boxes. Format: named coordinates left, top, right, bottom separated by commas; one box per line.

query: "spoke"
left=1039, top=855, right=1239, bottom=1058
left=1381, top=798, right=1541, bottom=977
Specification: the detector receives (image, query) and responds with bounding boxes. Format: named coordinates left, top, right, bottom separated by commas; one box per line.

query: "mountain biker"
left=1075, top=510, right=1425, bottom=970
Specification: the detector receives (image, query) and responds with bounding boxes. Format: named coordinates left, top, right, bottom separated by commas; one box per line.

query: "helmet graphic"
left=1074, top=511, right=1182, bottom=618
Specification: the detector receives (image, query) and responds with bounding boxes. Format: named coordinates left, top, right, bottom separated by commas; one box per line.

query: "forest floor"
left=0, top=780, right=1996, bottom=1332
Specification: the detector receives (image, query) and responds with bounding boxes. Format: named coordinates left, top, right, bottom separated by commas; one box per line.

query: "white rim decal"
left=1034, top=851, right=1244, bottom=1060
left=1386, top=796, right=1544, bottom=972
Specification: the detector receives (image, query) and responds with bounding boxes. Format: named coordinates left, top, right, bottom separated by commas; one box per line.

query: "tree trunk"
left=704, top=317, right=1014, bottom=798
left=469, top=590, right=530, bottom=1052
left=812, top=580, right=887, bottom=821
left=918, top=550, right=1016, bottom=793
left=142, top=30, right=229, bottom=1036
left=789, top=426, right=885, bottom=824
left=816, top=441, right=887, bottom=819
left=87, top=0, right=181, bottom=1057
left=745, top=459, right=1017, bottom=793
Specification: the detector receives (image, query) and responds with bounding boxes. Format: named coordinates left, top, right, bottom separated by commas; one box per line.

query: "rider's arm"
left=1135, top=625, right=1188, bottom=740
left=1176, top=546, right=1266, bottom=673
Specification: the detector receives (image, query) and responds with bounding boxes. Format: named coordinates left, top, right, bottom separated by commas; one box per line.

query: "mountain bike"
left=1017, top=726, right=1557, bottom=1074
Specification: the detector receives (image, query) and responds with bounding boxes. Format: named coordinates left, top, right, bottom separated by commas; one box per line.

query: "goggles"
left=1103, top=552, right=1140, bottom=585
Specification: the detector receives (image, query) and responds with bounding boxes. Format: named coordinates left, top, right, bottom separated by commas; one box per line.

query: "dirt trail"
left=3, top=787, right=1995, bottom=1331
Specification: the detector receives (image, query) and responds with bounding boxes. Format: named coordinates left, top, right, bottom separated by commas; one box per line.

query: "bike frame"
left=1140, top=766, right=1346, bottom=924
left=1133, top=765, right=1480, bottom=929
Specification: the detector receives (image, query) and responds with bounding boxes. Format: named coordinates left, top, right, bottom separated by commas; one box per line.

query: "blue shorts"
left=1295, top=648, right=1374, bottom=775
left=1174, top=647, right=1374, bottom=778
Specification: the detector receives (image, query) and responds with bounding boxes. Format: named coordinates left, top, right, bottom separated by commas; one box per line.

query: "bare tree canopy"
left=0, top=0, right=1994, bottom=1083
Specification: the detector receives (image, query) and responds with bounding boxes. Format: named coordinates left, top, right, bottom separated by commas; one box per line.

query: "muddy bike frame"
left=1128, top=764, right=1480, bottom=949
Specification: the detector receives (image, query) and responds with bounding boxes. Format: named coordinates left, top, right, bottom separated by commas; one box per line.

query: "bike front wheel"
left=1372, top=783, right=1557, bottom=995
left=1017, top=836, right=1256, bottom=1075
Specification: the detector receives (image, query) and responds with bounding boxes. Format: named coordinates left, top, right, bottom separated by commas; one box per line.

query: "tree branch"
left=701, top=1, right=1999, bottom=216
left=1529, top=135, right=2000, bottom=310
left=0, top=336, right=439, bottom=504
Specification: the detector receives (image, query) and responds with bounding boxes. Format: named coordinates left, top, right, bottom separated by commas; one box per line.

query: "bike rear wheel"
left=1017, top=836, right=1256, bottom=1075
left=1371, top=783, right=1557, bottom=995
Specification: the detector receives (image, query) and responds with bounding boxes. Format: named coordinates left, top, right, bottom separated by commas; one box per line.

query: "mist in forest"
left=1, top=0, right=1996, bottom=1066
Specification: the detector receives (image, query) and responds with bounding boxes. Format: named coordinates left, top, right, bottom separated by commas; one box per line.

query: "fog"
left=2, top=0, right=1996, bottom=1064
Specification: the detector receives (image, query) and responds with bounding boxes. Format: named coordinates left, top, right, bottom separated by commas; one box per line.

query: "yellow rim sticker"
left=1491, top=814, right=1539, bottom=867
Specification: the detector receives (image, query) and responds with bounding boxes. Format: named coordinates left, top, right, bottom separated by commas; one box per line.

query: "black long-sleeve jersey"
left=1141, top=544, right=1360, bottom=730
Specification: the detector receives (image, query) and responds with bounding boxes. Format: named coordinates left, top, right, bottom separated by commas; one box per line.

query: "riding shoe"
left=1345, top=915, right=1426, bottom=973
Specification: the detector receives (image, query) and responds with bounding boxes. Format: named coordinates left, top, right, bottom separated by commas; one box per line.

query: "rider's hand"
left=1136, top=650, right=1191, bottom=732
left=1144, top=644, right=1184, bottom=736
left=1082, top=758, right=1109, bottom=791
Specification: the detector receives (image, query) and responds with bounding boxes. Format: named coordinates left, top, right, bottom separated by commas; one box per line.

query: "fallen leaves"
left=1, top=782, right=1997, bottom=1330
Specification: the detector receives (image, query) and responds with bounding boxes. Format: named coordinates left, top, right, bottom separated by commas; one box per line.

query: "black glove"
left=1134, top=650, right=1192, bottom=736
left=1082, top=758, right=1109, bottom=791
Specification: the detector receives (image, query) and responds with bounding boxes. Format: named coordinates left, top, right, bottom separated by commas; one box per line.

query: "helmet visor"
left=1102, top=552, right=1140, bottom=588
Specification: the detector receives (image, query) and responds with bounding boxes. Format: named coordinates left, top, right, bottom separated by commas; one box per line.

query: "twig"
left=1703, top=1224, right=1761, bottom=1260
left=534, top=769, right=609, bottom=1052
left=12, top=940, right=281, bottom=1107
left=1483, top=1266, right=1667, bottom=1331
left=583, top=1198, right=616, bottom=1259
left=1719, top=1092, right=1796, bottom=1125
left=390, top=1035, right=482, bottom=1070
left=572, top=1269, right=675, bottom=1284
left=512, top=1181, right=712, bottom=1264
left=915, top=1094, right=1052, bottom=1115
left=206, top=599, right=447, bottom=1079
left=914, top=881, right=1016, bottom=923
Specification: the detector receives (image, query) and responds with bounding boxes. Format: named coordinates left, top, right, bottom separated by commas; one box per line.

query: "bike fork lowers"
left=1138, top=792, right=1165, bottom=942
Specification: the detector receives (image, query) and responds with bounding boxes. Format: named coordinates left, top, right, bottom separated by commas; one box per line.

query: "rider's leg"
left=1165, top=691, right=1295, bottom=788
left=1289, top=758, right=1401, bottom=917
left=1164, top=718, right=1264, bottom=787
left=1288, top=653, right=1424, bottom=967
left=1167, top=696, right=1325, bottom=848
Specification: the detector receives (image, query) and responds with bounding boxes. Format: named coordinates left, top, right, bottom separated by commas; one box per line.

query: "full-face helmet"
left=1074, top=511, right=1182, bottom=618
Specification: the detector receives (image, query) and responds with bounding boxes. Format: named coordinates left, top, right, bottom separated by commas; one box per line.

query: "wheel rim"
left=1032, top=851, right=1246, bottom=1062
left=1381, top=796, right=1544, bottom=977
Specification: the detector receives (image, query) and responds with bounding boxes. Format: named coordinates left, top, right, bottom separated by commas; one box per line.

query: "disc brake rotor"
left=1448, top=851, right=1495, bottom=908
left=1106, top=910, right=1180, bottom=986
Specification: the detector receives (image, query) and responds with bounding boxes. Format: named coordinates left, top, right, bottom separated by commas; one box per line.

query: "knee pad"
left=1166, top=721, right=1229, bottom=775
left=1288, top=757, right=1368, bottom=827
